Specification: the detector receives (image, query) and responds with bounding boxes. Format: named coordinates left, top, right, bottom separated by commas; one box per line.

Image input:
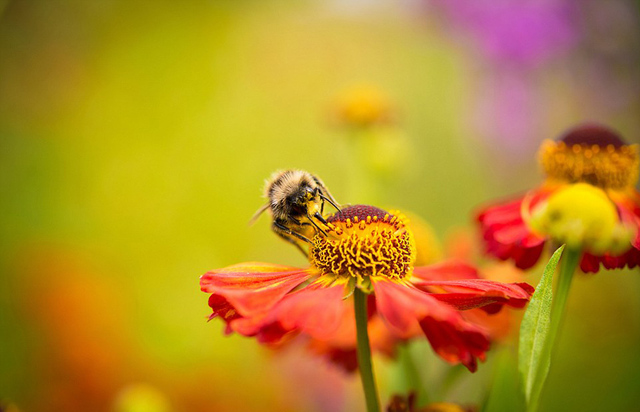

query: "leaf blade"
left=518, top=245, right=565, bottom=407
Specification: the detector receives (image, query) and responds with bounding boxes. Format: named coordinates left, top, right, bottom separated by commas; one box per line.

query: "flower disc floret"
left=310, top=205, right=415, bottom=281
left=539, top=124, right=639, bottom=190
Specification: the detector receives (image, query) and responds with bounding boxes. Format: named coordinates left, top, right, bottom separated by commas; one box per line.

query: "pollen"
left=310, top=205, right=415, bottom=281
left=539, top=124, right=639, bottom=190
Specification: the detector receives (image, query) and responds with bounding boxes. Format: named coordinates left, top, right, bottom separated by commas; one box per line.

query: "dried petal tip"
left=539, top=123, right=639, bottom=190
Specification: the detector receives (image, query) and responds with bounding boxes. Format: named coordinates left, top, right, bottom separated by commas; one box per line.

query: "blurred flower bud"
left=113, top=383, right=171, bottom=412
left=333, top=84, right=393, bottom=128
left=422, top=403, right=475, bottom=412
left=529, top=183, right=632, bottom=254
left=386, top=393, right=475, bottom=412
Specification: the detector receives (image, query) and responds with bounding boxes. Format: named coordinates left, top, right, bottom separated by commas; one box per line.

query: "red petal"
left=271, top=284, right=346, bottom=340
left=374, top=281, right=434, bottom=338
left=223, top=283, right=347, bottom=344
left=419, top=317, right=488, bottom=372
left=412, top=279, right=534, bottom=310
left=412, top=260, right=479, bottom=281
left=477, top=192, right=547, bottom=269
left=374, top=280, right=490, bottom=372
left=308, top=345, right=359, bottom=373
left=207, top=294, right=241, bottom=323
left=579, top=253, right=601, bottom=273
left=200, top=262, right=313, bottom=316
left=301, top=297, right=399, bottom=372
left=581, top=246, right=640, bottom=273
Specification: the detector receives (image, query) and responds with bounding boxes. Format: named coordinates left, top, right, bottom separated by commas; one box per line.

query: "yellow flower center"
left=528, top=183, right=633, bottom=254
left=335, top=85, right=392, bottom=128
left=310, top=205, right=415, bottom=282
left=538, top=124, right=639, bottom=190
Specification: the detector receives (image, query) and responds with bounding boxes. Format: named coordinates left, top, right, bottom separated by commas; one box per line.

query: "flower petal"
left=477, top=193, right=547, bottom=269
left=374, top=280, right=490, bottom=372
left=419, top=316, right=488, bottom=373
left=271, top=284, right=346, bottom=340
left=213, top=283, right=348, bottom=345
left=412, top=260, right=479, bottom=281
left=200, top=262, right=314, bottom=316
left=412, top=279, right=534, bottom=311
left=306, top=306, right=398, bottom=372
left=205, top=293, right=270, bottom=339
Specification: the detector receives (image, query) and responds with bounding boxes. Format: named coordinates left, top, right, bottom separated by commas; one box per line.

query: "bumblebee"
left=252, top=170, right=341, bottom=255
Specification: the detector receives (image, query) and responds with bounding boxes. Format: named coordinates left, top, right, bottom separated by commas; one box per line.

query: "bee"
left=251, top=170, right=341, bottom=255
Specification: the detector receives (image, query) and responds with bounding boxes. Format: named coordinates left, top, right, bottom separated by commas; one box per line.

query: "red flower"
left=202, top=205, right=533, bottom=372
left=478, top=124, right=640, bottom=273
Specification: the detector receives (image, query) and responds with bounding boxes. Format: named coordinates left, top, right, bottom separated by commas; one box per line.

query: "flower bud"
left=528, top=183, right=633, bottom=254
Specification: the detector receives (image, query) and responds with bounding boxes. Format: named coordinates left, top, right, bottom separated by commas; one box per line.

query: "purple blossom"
left=432, top=0, right=580, bottom=67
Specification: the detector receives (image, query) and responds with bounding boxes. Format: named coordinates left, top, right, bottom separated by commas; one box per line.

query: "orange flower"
left=201, top=205, right=533, bottom=372
left=478, top=124, right=640, bottom=273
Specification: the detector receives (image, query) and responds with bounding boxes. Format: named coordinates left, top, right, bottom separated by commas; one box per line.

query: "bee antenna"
left=319, top=194, right=341, bottom=212
left=249, top=203, right=269, bottom=226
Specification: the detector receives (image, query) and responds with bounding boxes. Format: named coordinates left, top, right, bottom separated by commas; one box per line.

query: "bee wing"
left=249, top=203, right=270, bottom=226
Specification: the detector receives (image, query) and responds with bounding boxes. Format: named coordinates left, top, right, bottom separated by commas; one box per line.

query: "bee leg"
left=278, top=232, right=309, bottom=257
left=272, top=221, right=310, bottom=256
left=313, top=212, right=327, bottom=225
left=305, top=214, right=327, bottom=236
left=273, top=221, right=312, bottom=243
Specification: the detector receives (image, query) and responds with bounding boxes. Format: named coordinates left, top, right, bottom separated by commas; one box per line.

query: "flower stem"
left=354, top=288, right=380, bottom=412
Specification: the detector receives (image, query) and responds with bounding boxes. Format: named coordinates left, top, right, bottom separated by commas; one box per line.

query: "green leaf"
left=518, top=245, right=565, bottom=409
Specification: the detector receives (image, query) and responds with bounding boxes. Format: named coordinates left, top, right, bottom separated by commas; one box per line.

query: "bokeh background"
left=1, top=1, right=640, bottom=411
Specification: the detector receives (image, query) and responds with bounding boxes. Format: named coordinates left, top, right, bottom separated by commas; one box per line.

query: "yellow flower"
left=334, top=84, right=393, bottom=128
left=528, top=183, right=632, bottom=254
left=113, top=383, right=171, bottom=412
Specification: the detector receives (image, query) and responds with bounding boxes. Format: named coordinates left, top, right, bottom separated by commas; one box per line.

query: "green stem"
left=354, top=288, right=380, bottom=412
